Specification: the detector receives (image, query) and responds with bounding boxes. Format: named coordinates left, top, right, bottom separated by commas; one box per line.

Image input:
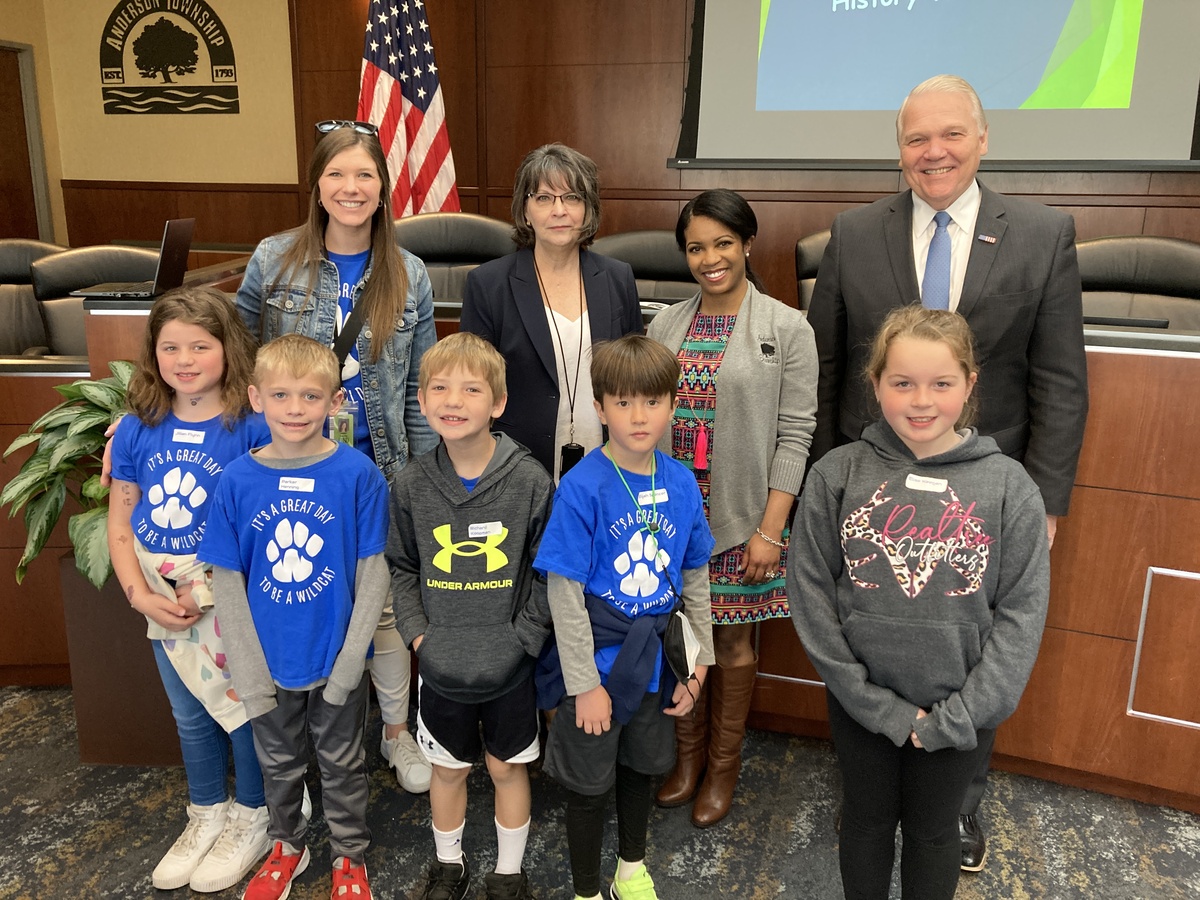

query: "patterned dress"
left=671, top=312, right=789, bottom=624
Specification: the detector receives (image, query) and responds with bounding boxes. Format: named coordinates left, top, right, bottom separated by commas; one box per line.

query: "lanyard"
left=604, top=444, right=660, bottom=535
left=533, top=256, right=586, bottom=442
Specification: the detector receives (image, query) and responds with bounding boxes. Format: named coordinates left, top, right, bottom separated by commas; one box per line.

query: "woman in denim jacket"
left=235, top=122, right=437, bottom=797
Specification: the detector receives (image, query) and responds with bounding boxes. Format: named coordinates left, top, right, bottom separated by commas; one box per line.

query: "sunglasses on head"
left=315, top=119, right=379, bottom=137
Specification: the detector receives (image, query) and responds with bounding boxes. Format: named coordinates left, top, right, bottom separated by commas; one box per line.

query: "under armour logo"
left=431, top=523, right=509, bottom=573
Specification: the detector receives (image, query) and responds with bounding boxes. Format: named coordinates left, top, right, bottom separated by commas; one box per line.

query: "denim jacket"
left=235, top=231, right=438, bottom=482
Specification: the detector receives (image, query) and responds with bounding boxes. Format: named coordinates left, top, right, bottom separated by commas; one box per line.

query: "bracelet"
left=754, top=527, right=785, bottom=549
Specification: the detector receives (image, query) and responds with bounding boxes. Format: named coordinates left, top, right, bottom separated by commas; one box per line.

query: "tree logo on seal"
left=99, top=0, right=239, bottom=114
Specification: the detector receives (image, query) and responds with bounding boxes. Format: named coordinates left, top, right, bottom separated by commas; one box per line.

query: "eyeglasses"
left=315, top=120, right=379, bottom=137
left=527, top=191, right=585, bottom=208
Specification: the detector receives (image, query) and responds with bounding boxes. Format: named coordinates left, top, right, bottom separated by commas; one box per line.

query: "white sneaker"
left=301, top=782, right=313, bottom=825
left=380, top=728, right=431, bottom=793
left=152, top=799, right=232, bottom=889
left=189, top=802, right=270, bottom=892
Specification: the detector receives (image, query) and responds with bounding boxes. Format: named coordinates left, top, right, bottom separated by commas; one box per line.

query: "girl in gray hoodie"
left=789, top=306, right=1050, bottom=900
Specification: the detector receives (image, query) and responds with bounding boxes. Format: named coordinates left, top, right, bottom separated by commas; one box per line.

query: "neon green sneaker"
left=609, top=864, right=658, bottom=900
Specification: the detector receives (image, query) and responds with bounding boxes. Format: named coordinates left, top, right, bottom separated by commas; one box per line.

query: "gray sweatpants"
left=250, top=675, right=371, bottom=863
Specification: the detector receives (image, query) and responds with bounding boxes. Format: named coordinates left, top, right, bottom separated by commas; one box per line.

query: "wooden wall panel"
left=681, top=168, right=903, bottom=195
left=62, top=183, right=303, bottom=249
left=482, top=0, right=688, bottom=68
left=1131, top=570, right=1200, bottom=725
left=1065, top=206, right=1147, bottom=240
left=1148, top=172, right=1200, bottom=196
left=980, top=170, right=1152, bottom=197
left=757, top=618, right=816, bottom=681
left=484, top=63, right=686, bottom=191
left=1143, top=206, right=1200, bottom=243
left=62, top=187, right=177, bottom=246
left=996, top=627, right=1200, bottom=799
left=0, top=549, right=69, bottom=672
left=751, top=201, right=859, bottom=305
left=1075, top=351, right=1200, bottom=500
left=1047, top=488, right=1200, bottom=639
left=597, top=199, right=685, bottom=238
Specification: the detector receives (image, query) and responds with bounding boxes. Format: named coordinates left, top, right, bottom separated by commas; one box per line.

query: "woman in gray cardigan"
left=647, top=190, right=817, bottom=826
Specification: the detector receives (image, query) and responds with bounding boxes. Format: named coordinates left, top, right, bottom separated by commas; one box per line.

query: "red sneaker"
left=241, top=841, right=309, bottom=900
left=332, top=856, right=373, bottom=898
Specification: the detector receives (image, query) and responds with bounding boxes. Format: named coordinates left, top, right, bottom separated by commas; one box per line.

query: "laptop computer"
left=72, top=218, right=196, bottom=299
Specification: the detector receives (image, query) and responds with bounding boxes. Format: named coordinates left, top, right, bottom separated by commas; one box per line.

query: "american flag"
left=357, top=0, right=460, bottom=217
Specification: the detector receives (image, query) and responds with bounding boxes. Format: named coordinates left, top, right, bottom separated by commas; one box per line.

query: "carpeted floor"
left=1, top=686, right=1198, bottom=899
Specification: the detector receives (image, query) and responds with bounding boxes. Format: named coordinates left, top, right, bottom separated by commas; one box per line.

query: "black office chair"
left=30, top=245, right=159, bottom=357
left=393, top=212, right=516, bottom=303
left=0, top=239, right=64, bottom=355
left=795, top=229, right=831, bottom=312
left=591, top=230, right=698, bottom=305
left=1076, top=235, right=1200, bottom=331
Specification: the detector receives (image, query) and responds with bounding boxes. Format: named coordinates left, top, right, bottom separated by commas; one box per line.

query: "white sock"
left=494, top=817, right=530, bottom=875
left=617, top=858, right=644, bottom=881
left=433, top=822, right=465, bottom=864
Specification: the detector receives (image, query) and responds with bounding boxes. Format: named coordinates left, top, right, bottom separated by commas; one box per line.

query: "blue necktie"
left=922, top=210, right=952, bottom=310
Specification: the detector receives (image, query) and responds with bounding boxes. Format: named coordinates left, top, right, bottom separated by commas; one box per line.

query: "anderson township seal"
left=99, top=0, right=239, bottom=114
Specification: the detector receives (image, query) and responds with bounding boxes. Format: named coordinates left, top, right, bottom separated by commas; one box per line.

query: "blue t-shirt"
left=110, top=411, right=270, bottom=555
left=197, top=443, right=390, bottom=689
left=535, top=447, right=714, bottom=685
left=329, top=248, right=373, bottom=460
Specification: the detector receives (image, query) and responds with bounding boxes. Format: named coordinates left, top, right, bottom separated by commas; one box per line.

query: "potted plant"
left=1, top=359, right=180, bottom=764
left=0, top=360, right=131, bottom=588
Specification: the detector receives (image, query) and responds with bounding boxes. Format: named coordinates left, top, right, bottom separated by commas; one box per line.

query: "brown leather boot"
left=691, top=658, right=756, bottom=828
left=655, top=679, right=709, bottom=807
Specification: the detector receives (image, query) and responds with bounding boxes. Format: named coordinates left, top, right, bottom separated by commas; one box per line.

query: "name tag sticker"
left=172, top=428, right=206, bottom=444
left=638, top=488, right=669, bottom=504
left=906, top=473, right=948, bottom=493
left=279, top=477, right=316, bottom=493
left=469, top=521, right=504, bottom=538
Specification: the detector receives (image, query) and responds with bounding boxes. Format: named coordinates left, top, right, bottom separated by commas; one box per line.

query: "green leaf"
left=69, top=505, right=112, bottom=589
left=80, top=474, right=110, bottom=502
left=53, top=382, right=86, bottom=402
left=0, top=454, right=53, bottom=511
left=66, top=408, right=112, bottom=437
left=78, top=381, right=126, bottom=413
left=29, top=403, right=80, bottom=433
left=48, top=432, right=105, bottom=474
left=108, top=359, right=136, bottom=389
left=3, top=431, right=45, bottom=459
left=14, top=480, right=67, bottom=584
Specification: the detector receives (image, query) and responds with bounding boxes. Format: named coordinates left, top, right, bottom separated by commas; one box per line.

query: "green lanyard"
left=604, top=443, right=660, bottom=534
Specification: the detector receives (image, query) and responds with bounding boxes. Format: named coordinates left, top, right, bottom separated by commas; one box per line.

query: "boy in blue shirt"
left=535, top=334, right=716, bottom=900
left=388, top=332, right=554, bottom=900
left=200, top=334, right=389, bottom=900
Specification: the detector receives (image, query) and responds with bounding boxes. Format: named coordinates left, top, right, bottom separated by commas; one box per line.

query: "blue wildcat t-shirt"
left=198, top=443, right=389, bottom=688
left=110, top=411, right=270, bottom=554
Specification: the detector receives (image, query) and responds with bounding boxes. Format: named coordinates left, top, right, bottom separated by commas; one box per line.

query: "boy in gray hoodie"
left=387, top=332, right=553, bottom=900
left=789, top=307, right=1049, bottom=900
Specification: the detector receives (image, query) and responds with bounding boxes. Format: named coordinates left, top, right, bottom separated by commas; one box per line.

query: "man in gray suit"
left=807, top=74, right=1088, bottom=871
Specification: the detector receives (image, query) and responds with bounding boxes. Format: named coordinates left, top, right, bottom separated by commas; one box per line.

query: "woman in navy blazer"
left=460, top=144, right=643, bottom=478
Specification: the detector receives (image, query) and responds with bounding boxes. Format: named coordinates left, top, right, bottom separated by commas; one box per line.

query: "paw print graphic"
left=266, top=518, right=325, bottom=583
left=614, top=530, right=670, bottom=598
left=148, top=467, right=207, bottom=529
